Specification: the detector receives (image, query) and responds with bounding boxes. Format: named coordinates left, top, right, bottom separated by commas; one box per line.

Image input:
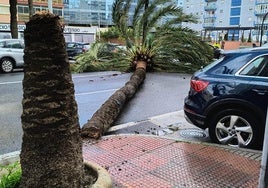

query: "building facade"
left=0, top=0, right=64, bottom=39
left=182, top=0, right=256, bottom=42
left=1, top=0, right=268, bottom=43
left=63, top=0, right=114, bottom=27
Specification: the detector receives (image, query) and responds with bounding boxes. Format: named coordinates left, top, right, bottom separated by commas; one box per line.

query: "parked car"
left=209, top=44, right=224, bottom=59
left=66, top=42, right=90, bottom=59
left=184, top=47, right=268, bottom=149
left=0, top=39, right=24, bottom=73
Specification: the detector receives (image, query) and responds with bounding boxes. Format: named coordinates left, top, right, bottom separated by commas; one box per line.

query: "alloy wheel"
left=1, top=59, right=13, bottom=73
left=215, top=115, right=253, bottom=147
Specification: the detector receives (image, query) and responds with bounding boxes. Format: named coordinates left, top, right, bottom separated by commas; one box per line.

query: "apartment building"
left=1, top=0, right=268, bottom=43
left=0, top=0, right=64, bottom=38
left=0, top=0, right=97, bottom=42
left=182, top=0, right=256, bottom=42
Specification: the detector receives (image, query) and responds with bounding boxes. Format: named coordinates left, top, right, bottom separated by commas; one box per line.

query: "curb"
left=0, top=153, right=113, bottom=188
left=0, top=150, right=20, bottom=165
left=84, top=160, right=113, bottom=188
left=0, top=110, right=263, bottom=164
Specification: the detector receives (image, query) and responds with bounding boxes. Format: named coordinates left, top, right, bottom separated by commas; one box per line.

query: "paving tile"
left=125, top=173, right=172, bottom=188
left=128, top=152, right=168, bottom=171
left=82, top=135, right=261, bottom=188
left=109, top=143, right=147, bottom=159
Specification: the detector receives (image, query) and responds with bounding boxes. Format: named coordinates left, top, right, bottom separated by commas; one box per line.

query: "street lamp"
left=48, top=0, right=53, bottom=13
left=260, top=12, right=268, bottom=46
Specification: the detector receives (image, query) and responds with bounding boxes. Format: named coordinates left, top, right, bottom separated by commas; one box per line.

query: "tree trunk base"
left=84, top=161, right=113, bottom=188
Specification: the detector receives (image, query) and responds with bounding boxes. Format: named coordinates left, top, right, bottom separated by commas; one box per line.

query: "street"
left=0, top=70, right=192, bottom=154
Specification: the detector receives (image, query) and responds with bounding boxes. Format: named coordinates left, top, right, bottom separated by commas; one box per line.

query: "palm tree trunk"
left=9, top=0, right=18, bottom=39
left=28, top=0, right=33, bottom=16
left=81, top=65, right=146, bottom=139
left=20, top=13, right=88, bottom=187
left=142, top=0, right=149, bottom=44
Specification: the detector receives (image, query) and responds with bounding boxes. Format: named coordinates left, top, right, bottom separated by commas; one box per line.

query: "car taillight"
left=190, top=80, right=209, bottom=92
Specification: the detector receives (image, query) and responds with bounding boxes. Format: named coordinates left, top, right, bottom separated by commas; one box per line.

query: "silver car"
left=0, top=39, right=24, bottom=73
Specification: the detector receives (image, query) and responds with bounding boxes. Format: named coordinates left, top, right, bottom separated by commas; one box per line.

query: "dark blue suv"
left=184, top=47, right=268, bottom=149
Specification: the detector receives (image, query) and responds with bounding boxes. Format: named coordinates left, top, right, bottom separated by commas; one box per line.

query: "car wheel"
left=1, top=58, right=14, bottom=73
left=208, top=109, right=263, bottom=149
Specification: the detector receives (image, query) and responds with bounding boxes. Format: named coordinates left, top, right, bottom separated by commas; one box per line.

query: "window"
left=3, top=41, right=23, bottom=49
left=18, top=6, right=29, bottom=14
left=230, top=8, right=241, bottom=16
left=229, top=17, right=240, bottom=25
left=231, top=0, right=241, bottom=6
left=240, top=56, right=268, bottom=77
left=211, top=54, right=253, bottom=75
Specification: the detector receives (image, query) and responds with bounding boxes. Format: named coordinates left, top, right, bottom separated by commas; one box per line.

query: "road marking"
left=0, top=72, right=123, bottom=85
left=75, top=88, right=119, bottom=96
left=72, top=72, right=121, bottom=79
left=0, top=80, right=120, bottom=96
left=0, top=81, right=22, bottom=85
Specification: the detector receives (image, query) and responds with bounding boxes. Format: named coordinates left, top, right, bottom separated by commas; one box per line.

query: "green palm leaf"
left=111, top=0, right=213, bottom=71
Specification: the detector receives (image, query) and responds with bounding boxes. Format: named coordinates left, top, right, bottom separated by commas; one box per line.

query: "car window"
left=209, top=54, right=253, bottom=75
left=67, top=43, right=83, bottom=49
left=239, top=55, right=268, bottom=77
left=6, top=41, right=23, bottom=49
left=0, top=41, right=4, bottom=48
left=67, top=43, right=75, bottom=48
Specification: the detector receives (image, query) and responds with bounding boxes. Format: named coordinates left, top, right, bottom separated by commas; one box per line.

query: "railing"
left=256, top=0, right=268, bottom=4
left=203, top=23, right=215, bottom=28
left=204, top=0, right=217, bottom=2
left=204, top=5, right=217, bottom=11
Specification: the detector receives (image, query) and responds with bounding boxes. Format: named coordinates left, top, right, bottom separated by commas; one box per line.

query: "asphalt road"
left=0, top=70, right=192, bottom=154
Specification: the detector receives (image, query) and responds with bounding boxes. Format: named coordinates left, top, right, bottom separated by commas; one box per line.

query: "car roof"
left=222, top=46, right=268, bottom=55
left=0, top=39, right=23, bottom=42
left=66, top=42, right=89, bottom=45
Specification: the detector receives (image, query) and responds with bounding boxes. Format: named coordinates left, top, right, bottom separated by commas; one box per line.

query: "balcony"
left=255, top=10, right=268, bottom=16
left=256, top=0, right=268, bottom=4
left=203, top=15, right=216, bottom=21
left=203, top=23, right=215, bottom=28
left=205, top=0, right=217, bottom=2
left=204, top=5, right=217, bottom=11
left=18, top=14, right=30, bottom=22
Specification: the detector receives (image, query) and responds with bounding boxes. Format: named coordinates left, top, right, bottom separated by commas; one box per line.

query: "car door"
left=238, top=54, right=268, bottom=116
left=5, top=40, right=24, bottom=66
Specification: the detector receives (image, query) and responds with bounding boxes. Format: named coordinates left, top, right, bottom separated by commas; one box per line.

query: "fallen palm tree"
left=81, top=0, right=213, bottom=139
left=81, top=66, right=146, bottom=139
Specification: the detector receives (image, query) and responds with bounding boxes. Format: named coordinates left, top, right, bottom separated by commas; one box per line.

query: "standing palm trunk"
left=20, top=13, right=86, bottom=187
left=9, top=0, right=18, bottom=38
left=28, top=0, right=34, bottom=16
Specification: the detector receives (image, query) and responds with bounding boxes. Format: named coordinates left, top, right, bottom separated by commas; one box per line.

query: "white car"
left=0, top=39, right=24, bottom=73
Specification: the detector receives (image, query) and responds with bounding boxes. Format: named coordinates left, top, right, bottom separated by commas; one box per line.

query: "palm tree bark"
left=28, top=0, right=34, bottom=16
left=142, top=0, right=149, bottom=44
left=20, top=13, right=88, bottom=187
left=81, top=66, right=146, bottom=139
left=9, top=0, right=18, bottom=38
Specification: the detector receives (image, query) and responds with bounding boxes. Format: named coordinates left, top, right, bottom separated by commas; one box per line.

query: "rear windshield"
left=67, top=43, right=83, bottom=48
left=205, top=53, right=253, bottom=75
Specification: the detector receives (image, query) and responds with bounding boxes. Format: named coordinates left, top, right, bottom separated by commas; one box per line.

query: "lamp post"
left=48, top=0, right=53, bottom=13
left=260, top=12, right=268, bottom=46
left=259, top=107, right=268, bottom=188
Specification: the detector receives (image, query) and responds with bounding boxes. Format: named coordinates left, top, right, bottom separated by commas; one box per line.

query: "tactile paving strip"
left=83, top=135, right=261, bottom=188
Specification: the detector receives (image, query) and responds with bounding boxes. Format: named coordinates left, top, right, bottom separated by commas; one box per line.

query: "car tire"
left=208, top=109, right=263, bottom=149
left=1, top=58, right=14, bottom=73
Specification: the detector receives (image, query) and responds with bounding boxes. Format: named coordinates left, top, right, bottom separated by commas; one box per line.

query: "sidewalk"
left=0, top=110, right=263, bottom=187
left=83, top=110, right=263, bottom=188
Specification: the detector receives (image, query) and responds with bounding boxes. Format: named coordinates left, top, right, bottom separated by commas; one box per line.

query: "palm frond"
left=111, top=0, right=214, bottom=71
